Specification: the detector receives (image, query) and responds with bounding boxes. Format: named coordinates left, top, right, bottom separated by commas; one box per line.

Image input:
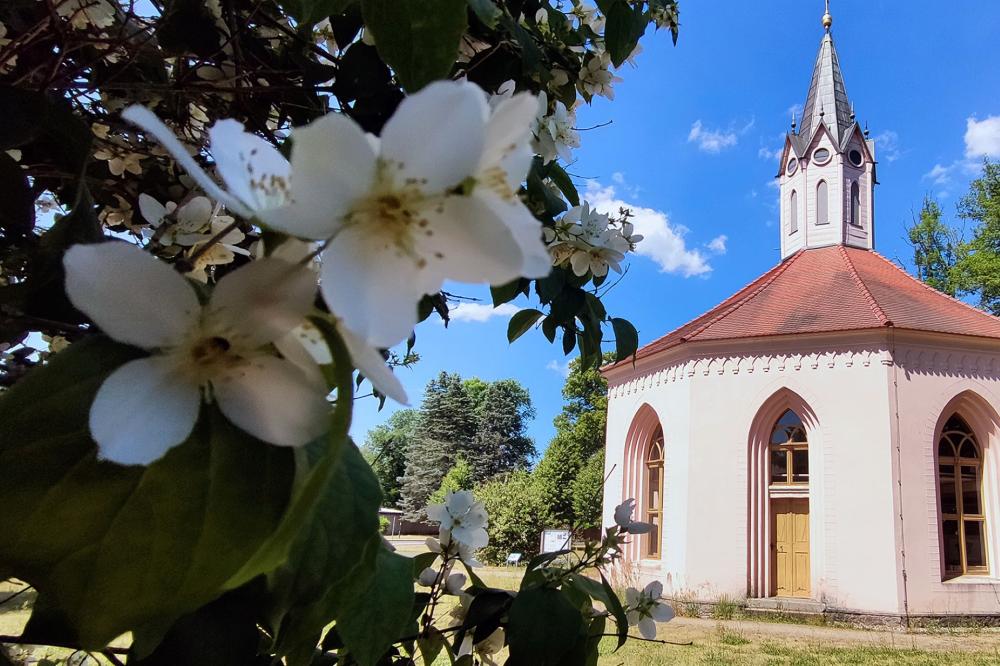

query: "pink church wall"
left=603, top=330, right=1000, bottom=618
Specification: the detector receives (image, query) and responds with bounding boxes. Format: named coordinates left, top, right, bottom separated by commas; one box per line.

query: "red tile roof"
left=624, top=246, right=1000, bottom=364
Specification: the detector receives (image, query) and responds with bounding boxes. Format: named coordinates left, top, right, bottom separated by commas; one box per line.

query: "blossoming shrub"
left=0, top=0, right=680, bottom=663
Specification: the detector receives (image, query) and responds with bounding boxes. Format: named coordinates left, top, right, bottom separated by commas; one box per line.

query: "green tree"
left=361, top=409, right=420, bottom=507
left=534, top=353, right=612, bottom=527
left=954, top=159, right=1000, bottom=314
left=570, top=451, right=606, bottom=531
left=428, top=456, right=473, bottom=505
left=907, top=195, right=957, bottom=295
left=475, top=470, right=547, bottom=565
left=468, top=379, right=536, bottom=482
left=398, top=372, right=476, bottom=520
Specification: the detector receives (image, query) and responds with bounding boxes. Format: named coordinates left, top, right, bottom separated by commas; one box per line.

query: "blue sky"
left=351, top=1, right=1000, bottom=455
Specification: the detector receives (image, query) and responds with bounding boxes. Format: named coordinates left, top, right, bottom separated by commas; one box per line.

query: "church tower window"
left=850, top=181, right=861, bottom=227
left=816, top=180, right=829, bottom=225
left=939, top=415, right=988, bottom=578
left=790, top=190, right=799, bottom=234
left=645, top=426, right=664, bottom=559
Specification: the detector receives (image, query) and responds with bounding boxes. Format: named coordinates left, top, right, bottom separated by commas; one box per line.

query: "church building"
left=601, top=7, right=1000, bottom=622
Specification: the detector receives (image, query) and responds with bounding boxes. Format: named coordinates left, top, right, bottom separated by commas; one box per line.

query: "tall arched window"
left=816, top=180, right=829, bottom=225
left=790, top=190, right=799, bottom=234
left=850, top=181, right=861, bottom=227
left=939, top=415, right=988, bottom=578
left=645, top=427, right=664, bottom=559
left=770, top=410, right=808, bottom=485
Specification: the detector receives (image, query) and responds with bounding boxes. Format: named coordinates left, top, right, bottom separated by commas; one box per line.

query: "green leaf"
left=411, top=551, right=439, bottom=578
left=0, top=337, right=297, bottom=649
left=157, top=0, right=221, bottom=57
left=463, top=589, right=513, bottom=643
left=506, top=587, right=583, bottom=665
left=336, top=547, right=415, bottom=666
left=562, top=327, right=576, bottom=355
left=610, top=317, right=639, bottom=363
left=547, top=163, right=580, bottom=206
left=507, top=308, right=543, bottom=342
left=599, top=571, right=629, bottom=649
left=604, top=0, right=645, bottom=68
left=467, top=0, right=501, bottom=27
left=541, top=316, right=558, bottom=343
left=0, top=87, right=48, bottom=150
left=361, top=0, right=467, bottom=92
left=491, top=278, right=527, bottom=307
left=281, top=0, right=355, bottom=25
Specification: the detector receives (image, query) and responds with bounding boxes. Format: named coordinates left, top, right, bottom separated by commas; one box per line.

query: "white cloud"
left=611, top=171, right=625, bottom=184
left=965, top=115, right=1000, bottom=158
left=585, top=181, right=712, bottom=277
left=873, top=130, right=901, bottom=162
left=706, top=235, right=727, bottom=254
left=688, top=120, right=738, bottom=153
left=924, top=163, right=952, bottom=185
left=448, top=302, right=521, bottom=323
left=546, top=359, right=571, bottom=378
left=787, top=103, right=804, bottom=121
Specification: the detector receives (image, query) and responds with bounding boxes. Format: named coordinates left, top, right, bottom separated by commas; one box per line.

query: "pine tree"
left=467, top=379, right=536, bottom=482
left=398, top=372, right=476, bottom=520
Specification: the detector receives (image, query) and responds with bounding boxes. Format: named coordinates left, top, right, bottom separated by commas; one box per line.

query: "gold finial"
left=822, top=0, right=832, bottom=31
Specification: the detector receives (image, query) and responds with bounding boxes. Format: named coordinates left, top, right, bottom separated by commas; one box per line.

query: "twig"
left=600, top=633, right=692, bottom=646
left=0, top=585, right=33, bottom=607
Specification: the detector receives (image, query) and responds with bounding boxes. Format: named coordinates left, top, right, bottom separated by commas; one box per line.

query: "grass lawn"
left=6, top=546, right=1000, bottom=665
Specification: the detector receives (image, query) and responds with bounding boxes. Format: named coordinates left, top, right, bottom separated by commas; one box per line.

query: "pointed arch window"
left=850, top=181, right=861, bottom=227
left=939, top=415, right=988, bottom=578
left=769, top=410, right=808, bottom=486
left=816, top=180, right=829, bottom=225
left=790, top=190, right=799, bottom=234
left=644, top=427, right=664, bottom=559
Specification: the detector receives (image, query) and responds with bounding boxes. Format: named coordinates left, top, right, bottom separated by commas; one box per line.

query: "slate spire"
left=797, top=3, right=853, bottom=146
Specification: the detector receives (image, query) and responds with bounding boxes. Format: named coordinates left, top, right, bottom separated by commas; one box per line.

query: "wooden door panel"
left=771, top=498, right=809, bottom=598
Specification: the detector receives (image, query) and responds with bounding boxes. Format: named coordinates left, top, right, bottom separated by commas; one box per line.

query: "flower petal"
left=64, top=242, right=199, bottom=349
left=138, top=193, right=167, bottom=226
left=453, top=525, right=488, bottom=550
left=260, top=113, right=376, bottom=239
left=418, top=195, right=528, bottom=286
left=644, top=580, right=664, bottom=599
left=89, top=356, right=201, bottom=465
left=478, top=192, right=552, bottom=279
left=338, top=322, right=408, bottom=404
left=209, top=119, right=291, bottom=213
left=480, top=92, right=538, bottom=190
left=320, top=227, right=428, bottom=348
left=213, top=356, right=328, bottom=447
left=425, top=503, right=451, bottom=526
left=380, top=80, right=487, bottom=193
left=638, top=616, right=657, bottom=640
left=208, top=258, right=318, bottom=347
left=121, top=106, right=253, bottom=219
left=651, top=602, right=675, bottom=622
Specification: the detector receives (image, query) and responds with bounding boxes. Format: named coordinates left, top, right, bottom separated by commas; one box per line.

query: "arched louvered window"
left=939, top=415, right=988, bottom=578
left=770, top=410, right=808, bottom=485
left=850, top=181, right=861, bottom=227
left=645, top=427, right=664, bottom=559
left=816, top=180, right=829, bottom=225
left=790, top=190, right=799, bottom=234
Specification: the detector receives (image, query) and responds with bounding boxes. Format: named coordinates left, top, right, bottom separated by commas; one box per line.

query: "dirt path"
left=664, top=616, right=1000, bottom=653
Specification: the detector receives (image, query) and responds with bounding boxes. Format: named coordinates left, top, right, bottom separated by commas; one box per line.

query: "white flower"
left=444, top=572, right=467, bottom=595
left=625, top=581, right=674, bottom=639
left=56, top=0, right=116, bottom=29
left=94, top=148, right=143, bottom=177
left=579, top=53, right=622, bottom=100
left=417, top=567, right=438, bottom=587
left=534, top=101, right=580, bottom=164
left=122, top=81, right=550, bottom=351
left=425, top=491, right=488, bottom=550
left=558, top=202, right=626, bottom=277
left=459, top=627, right=505, bottom=665
left=63, top=242, right=330, bottom=465
left=614, top=498, right=653, bottom=534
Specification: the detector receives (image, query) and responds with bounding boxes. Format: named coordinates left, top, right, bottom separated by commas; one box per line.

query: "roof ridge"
left=682, top=250, right=803, bottom=341
left=867, top=249, right=1000, bottom=324
left=839, top=246, right=891, bottom=326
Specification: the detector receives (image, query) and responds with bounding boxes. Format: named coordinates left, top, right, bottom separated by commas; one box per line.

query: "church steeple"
left=776, top=2, right=877, bottom=261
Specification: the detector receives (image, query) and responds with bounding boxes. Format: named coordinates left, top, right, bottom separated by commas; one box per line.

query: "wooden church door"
left=772, top=498, right=810, bottom=597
